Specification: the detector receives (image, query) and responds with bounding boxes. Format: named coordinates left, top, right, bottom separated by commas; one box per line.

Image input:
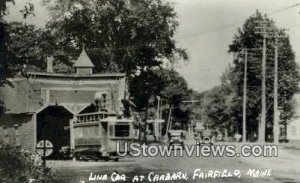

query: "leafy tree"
left=0, top=0, right=35, bottom=85
left=159, top=69, right=191, bottom=129
left=0, top=0, right=14, bottom=85
left=0, top=2, right=14, bottom=117
left=227, top=11, right=300, bottom=142
left=195, top=85, right=235, bottom=137
left=130, top=69, right=165, bottom=140
left=43, top=0, right=188, bottom=75
left=130, top=69, right=192, bottom=139
left=160, top=69, right=189, bottom=106
left=196, top=11, right=299, bottom=142
left=6, top=23, right=46, bottom=75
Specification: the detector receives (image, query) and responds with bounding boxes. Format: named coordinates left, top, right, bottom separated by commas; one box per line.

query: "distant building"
left=0, top=48, right=127, bottom=156
left=287, top=93, right=300, bottom=141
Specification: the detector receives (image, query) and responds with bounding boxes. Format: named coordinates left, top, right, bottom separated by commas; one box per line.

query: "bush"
left=0, top=144, right=62, bottom=183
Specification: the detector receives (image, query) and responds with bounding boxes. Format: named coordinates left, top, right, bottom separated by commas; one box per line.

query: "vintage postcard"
left=0, top=0, right=300, bottom=182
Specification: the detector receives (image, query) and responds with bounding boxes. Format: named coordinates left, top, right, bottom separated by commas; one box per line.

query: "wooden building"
left=0, top=48, right=127, bottom=157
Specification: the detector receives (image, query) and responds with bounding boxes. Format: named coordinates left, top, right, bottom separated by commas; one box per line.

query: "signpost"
left=36, top=140, right=53, bottom=167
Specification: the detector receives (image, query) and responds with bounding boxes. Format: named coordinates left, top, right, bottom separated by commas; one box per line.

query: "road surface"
left=49, top=146, right=299, bottom=183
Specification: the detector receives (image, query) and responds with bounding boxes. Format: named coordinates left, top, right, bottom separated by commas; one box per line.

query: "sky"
left=6, top=0, right=300, bottom=92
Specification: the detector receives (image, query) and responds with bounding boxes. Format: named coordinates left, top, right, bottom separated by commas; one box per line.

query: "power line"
left=269, top=3, right=300, bottom=15
left=176, top=3, right=300, bottom=39
left=2, top=3, right=298, bottom=53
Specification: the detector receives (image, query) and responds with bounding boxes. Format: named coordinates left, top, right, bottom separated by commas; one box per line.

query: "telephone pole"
left=242, top=49, right=248, bottom=143
left=255, top=20, right=287, bottom=143
left=273, top=36, right=279, bottom=144
left=255, top=21, right=269, bottom=143
left=273, top=31, right=287, bottom=144
left=259, top=23, right=267, bottom=143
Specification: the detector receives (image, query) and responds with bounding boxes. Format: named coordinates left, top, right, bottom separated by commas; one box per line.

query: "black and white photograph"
left=1, top=0, right=300, bottom=182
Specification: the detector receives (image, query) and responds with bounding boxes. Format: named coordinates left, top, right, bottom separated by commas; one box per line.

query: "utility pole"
left=273, top=36, right=279, bottom=144
left=273, top=30, right=287, bottom=144
left=242, top=49, right=248, bottom=143
left=255, top=20, right=287, bottom=143
left=166, top=105, right=172, bottom=134
left=259, top=23, right=267, bottom=143
left=255, top=21, right=270, bottom=143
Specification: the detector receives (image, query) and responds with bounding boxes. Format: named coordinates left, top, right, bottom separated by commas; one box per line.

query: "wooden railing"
left=73, top=111, right=115, bottom=124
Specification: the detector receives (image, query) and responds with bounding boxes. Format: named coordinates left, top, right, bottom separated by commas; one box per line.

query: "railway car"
left=70, top=112, right=135, bottom=161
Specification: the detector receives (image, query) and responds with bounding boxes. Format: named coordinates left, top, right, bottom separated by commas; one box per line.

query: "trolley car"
left=70, top=112, right=135, bottom=161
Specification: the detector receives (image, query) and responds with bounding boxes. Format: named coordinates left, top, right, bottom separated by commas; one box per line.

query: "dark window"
left=115, top=125, right=130, bottom=137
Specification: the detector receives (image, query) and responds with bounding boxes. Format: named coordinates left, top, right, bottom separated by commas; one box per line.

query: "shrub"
left=0, top=144, right=62, bottom=183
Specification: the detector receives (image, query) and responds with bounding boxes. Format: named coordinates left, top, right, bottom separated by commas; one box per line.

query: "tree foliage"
left=229, top=11, right=299, bottom=141
left=199, top=86, right=235, bottom=133
left=130, top=69, right=192, bottom=138
left=0, top=0, right=14, bottom=85
left=200, top=11, right=300, bottom=140
left=0, top=0, right=36, bottom=85
left=0, top=144, right=61, bottom=183
left=43, top=0, right=188, bottom=76
left=159, top=69, right=191, bottom=127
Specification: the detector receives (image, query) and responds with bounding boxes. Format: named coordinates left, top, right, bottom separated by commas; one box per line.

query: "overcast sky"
left=6, top=0, right=300, bottom=92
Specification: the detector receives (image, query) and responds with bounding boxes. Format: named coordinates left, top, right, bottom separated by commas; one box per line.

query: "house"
left=287, top=92, right=300, bottom=141
left=0, top=48, right=128, bottom=157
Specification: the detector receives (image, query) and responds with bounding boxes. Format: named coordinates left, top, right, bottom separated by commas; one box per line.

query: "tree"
left=130, top=69, right=192, bottom=140
left=227, top=11, right=300, bottom=142
left=160, top=69, right=190, bottom=106
left=196, top=85, right=236, bottom=137
left=159, top=69, right=191, bottom=129
left=41, top=0, right=188, bottom=141
left=0, top=1, right=35, bottom=85
left=0, top=0, right=35, bottom=116
left=130, top=69, right=165, bottom=140
left=43, top=0, right=188, bottom=75
left=0, top=0, right=14, bottom=85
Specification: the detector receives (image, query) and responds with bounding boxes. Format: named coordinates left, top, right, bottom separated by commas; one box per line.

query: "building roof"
left=27, top=72, right=125, bottom=79
left=73, top=47, right=95, bottom=68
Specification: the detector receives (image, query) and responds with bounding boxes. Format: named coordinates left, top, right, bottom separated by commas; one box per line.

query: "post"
left=273, top=36, right=279, bottom=144
left=166, top=106, right=172, bottom=134
left=254, top=21, right=269, bottom=143
left=43, top=139, right=46, bottom=167
left=70, top=119, right=75, bottom=161
left=259, top=25, right=267, bottom=143
left=155, top=96, right=160, bottom=140
left=242, top=49, right=248, bottom=143
left=70, top=120, right=74, bottom=149
left=26, top=82, right=29, bottom=112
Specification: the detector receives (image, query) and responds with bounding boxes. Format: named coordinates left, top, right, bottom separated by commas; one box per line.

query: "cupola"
left=74, top=46, right=95, bottom=75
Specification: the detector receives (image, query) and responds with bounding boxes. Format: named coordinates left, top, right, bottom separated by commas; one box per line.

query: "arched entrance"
left=37, top=106, right=73, bottom=159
